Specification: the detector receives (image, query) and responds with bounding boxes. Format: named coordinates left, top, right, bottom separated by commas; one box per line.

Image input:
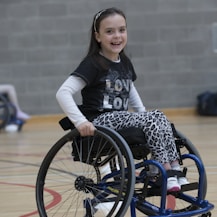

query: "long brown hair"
left=85, top=7, right=129, bottom=63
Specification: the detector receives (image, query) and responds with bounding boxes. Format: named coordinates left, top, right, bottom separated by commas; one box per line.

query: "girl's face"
left=95, top=14, right=127, bottom=61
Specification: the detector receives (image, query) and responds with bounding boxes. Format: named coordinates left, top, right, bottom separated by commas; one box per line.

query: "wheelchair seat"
left=59, top=116, right=150, bottom=159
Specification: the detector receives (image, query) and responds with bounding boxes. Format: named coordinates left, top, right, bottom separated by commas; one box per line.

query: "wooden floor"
left=0, top=112, right=216, bottom=216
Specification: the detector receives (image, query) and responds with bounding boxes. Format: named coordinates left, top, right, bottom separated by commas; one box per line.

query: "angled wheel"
left=176, top=129, right=207, bottom=198
left=0, top=94, right=10, bottom=130
left=36, top=126, right=135, bottom=217
left=170, top=129, right=207, bottom=214
left=135, top=129, right=208, bottom=216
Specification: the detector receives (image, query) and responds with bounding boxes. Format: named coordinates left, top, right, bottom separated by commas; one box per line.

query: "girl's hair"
left=85, top=7, right=128, bottom=60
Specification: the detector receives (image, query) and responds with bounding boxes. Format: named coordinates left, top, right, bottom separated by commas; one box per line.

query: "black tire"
left=0, top=94, right=10, bottom=130
left=176, top=129, right=207, bottom=199
left=135, top=129, right=208, bottom=216
left=36, top=126, right=135, bottom=217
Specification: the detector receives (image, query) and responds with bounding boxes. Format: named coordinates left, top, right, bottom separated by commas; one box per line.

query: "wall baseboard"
left=161, top=107, right=196, bottom=116
left=28, top=107, right=196, bottom=124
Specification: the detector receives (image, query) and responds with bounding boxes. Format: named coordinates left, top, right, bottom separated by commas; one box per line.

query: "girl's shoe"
left=167, top=177, right=181, bottom=192
left=99, top=163, right=111, bottom=177
left=178, top=177, right=189, bottom=186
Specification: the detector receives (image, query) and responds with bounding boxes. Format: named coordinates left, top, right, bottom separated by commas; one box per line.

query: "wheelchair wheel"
left=169, top=130, right=207, bottom=214
left=36, top=126, right=135, bottom=217
left=0, top=94, right=10, bottom=130
left=135, top=129, right=208, bottom=216
left=176, top=129, right=207, bottom=198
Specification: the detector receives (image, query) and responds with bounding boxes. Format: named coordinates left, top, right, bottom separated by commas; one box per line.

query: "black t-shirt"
left=71, top=54, right=137, bottom=119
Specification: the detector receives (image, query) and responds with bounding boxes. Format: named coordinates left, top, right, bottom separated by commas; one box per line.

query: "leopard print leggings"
left=92, top=109, right=179, bottom=164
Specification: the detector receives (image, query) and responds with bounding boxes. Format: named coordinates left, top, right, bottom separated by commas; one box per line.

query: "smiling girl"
left=56, top=7, right=188, bottom=192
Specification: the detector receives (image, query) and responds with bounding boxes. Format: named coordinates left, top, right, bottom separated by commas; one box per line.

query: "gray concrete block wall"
left=0, top=0, right=217, bottom=115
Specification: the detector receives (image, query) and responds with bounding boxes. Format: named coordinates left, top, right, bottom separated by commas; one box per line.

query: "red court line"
left=0, top=181, right=62, bottom=217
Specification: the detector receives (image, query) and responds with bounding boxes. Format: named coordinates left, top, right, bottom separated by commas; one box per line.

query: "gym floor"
left=0, top=112, right=216, bottom=216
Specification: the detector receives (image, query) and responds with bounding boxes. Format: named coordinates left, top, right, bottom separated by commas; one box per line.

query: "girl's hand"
left=77, top=121, right=96, bottom=137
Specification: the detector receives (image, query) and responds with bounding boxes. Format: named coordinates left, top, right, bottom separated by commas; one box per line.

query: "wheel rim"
left=36, top=128, right=135, bottom=217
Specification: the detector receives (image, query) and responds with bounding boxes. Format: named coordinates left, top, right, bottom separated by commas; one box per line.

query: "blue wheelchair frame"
left=82, top=151, right=214, bottom=216
left=129, top=155, right=213, bottom=217
left=80, top=125, right=214, bottom=217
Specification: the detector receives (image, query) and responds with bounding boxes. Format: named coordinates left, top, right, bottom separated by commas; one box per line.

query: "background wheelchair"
left=0, top=93, right=24, bottom=131
left=35, top=117, right=214, bottom=217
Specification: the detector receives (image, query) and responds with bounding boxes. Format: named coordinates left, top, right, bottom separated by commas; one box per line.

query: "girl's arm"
left=129, top=83, right=146, bottom=112
left=56, top=75, right=88, bottom=127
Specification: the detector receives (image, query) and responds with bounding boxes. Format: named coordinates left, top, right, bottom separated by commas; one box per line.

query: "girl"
left=56, top=7, right=188, bottom=192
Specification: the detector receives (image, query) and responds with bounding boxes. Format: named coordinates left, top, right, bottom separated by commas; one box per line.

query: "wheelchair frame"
left=0, top=93, right=24, bottom=131
left=0, top=94, right=10, bottom=129
left=35, top=118, right=214, bottom=217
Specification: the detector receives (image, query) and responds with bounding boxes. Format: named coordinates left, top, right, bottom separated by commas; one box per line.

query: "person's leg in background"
left=0, top=84, right=30, bottom=121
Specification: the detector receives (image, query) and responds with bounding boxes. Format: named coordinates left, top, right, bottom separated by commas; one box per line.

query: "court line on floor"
left=0, top=159, right=41, bottom=168
left=0, top=181, right=61, bottom=217
left=0, top=152, right=45, bottom=157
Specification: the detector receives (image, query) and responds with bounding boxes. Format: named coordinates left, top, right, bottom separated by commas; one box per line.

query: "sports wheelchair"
left=0, top=93, right=24, bottom=131
left=35, top=117, right=214, bottom=217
